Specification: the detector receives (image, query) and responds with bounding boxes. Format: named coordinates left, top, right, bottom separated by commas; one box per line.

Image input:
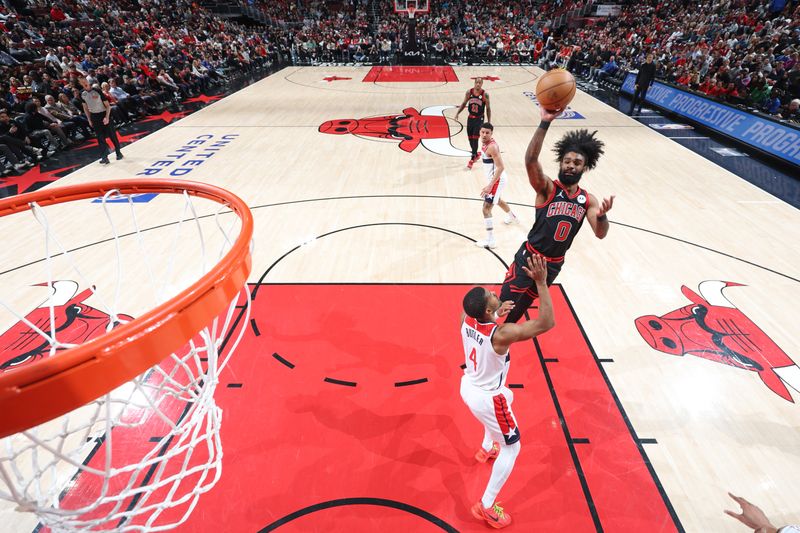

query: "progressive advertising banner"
left=621, top=73, right=800, bottom=167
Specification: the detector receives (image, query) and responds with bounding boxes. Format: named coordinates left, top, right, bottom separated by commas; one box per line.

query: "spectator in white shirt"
left=106, top=79, right=141, bottom=118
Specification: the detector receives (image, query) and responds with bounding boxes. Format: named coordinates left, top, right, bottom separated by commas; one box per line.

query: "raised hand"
left=521, top=254, right=547, bottom=283
left=540, top=105, right=563, bottom=122
left=724, top=493, right=776, bottom=531
left=597, top=195, right=615, bottom=217
left=496, top=300, right=515, bottom=317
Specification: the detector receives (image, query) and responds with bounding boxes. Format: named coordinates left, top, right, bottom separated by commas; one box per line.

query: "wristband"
left=597, top=214, right=608, bottom=222
left=539, top=120, right=551, bottom=130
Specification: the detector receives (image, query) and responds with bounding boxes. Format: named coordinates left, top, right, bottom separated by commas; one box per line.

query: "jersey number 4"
left=554, top=220, right=572, bottom=242
left=469, top=347, right=477, bottom=371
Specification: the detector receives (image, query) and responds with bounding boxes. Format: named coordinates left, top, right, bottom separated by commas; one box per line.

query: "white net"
left=0, top=185, right=251, bottom=532
left=394, top=0, right=428, bottom=18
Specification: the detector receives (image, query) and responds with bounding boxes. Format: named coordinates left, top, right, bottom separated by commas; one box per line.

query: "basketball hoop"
left=0, top=179, right=253, bottom=531
left=394, top=0, right=428, bottom=19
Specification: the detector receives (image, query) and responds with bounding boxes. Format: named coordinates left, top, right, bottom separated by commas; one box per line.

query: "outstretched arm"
left=526, top=105, right=561, bottom=198
left=724, top=493, right=785, bottom=533
left=484, top=92, right=491, bottom=122
left=586, top=193, right=615, bottom=239
left=492, top=255, right=555, bottom=353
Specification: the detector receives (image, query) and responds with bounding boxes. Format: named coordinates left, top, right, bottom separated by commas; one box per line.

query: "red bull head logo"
left=319, top=106, right=471, bottom=157
left=635, top=281, right=799, bottom=402
left=0, top=281, right=134, bottom=372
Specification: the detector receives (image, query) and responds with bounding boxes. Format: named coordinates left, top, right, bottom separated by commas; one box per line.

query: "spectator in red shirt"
left=724, top=82, right=740, bottom=101
left=698, top=76, right=715, bottom=95
left=708, top=80, right=728, bottom=98
left=50, top=5, right=67, bottom=22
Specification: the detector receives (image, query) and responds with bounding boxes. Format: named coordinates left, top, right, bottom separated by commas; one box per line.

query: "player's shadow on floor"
left=286, top=389, right=483, bottom=514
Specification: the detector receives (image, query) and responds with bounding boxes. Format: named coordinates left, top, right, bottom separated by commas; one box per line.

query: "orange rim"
left=0, top=179, right=253, bottom=438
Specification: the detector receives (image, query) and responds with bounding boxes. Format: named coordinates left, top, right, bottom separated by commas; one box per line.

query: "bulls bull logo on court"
left=318, top=105, right=471, bottom=157
left=0, top=280, right=133, bottom=372
left=635, top=281, right=800, bottom=402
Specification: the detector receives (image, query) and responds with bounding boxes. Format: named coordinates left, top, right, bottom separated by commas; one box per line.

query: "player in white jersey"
left=476, top=123, right=518, bottom=250
left=460, top=254, right=554, bottom=529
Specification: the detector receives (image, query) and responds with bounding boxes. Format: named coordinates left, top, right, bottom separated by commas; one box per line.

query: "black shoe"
left=99, top=158, right=110, bottom=165
left=116, top=152, right=123, bottom=160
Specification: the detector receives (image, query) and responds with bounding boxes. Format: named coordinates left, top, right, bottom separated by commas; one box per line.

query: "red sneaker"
left=475, top=441, right=500, bottom=463
left=471, top=501, right=512, bottom=529
left=466, top=158, right=475, bottom=170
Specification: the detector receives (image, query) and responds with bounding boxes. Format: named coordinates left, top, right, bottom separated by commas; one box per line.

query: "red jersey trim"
left=525, top=241, right=565, bottom=262
left=555, top=180, right=585, bottom=200
left=465, top=316, right=496, bottom=337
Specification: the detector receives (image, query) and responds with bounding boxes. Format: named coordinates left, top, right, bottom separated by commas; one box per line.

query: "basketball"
left=535, top=69, right=577, bottom=111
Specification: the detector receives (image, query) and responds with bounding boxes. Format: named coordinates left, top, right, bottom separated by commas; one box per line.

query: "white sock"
left=481, top=441, right=521, bottom=508
left=482, top=429, right=493, bottom=452
left=484, top=217, right=494, bottom=240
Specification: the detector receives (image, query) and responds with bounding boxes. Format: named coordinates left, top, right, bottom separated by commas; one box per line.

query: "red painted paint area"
left=51, top=284, right=678, bottom=532
left=543, top=286, right=678, bottom=531
left=363, top=66, right=459, bottom=83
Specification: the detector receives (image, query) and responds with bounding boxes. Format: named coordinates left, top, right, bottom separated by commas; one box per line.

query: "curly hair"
left=553, top=129, right=605, bottom=170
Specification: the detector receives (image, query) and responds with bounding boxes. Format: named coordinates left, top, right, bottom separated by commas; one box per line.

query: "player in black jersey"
left=455, top=77, right=492, bottom=170
left=500, top=105, right=615, bottom=324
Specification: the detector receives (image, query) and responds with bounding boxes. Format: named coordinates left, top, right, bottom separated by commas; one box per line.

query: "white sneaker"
left=475, top=238, right=497, bottom=249
left=504, top=213, right=519, bottom=224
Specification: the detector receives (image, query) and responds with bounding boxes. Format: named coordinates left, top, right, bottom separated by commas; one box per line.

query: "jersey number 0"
left=554, top=220, right=572, bottom=242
